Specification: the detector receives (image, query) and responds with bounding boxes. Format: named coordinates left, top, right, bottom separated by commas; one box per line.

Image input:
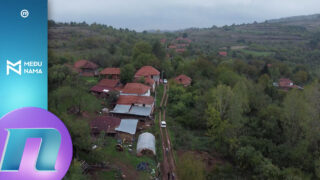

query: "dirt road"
left=159, top=85, right=178, bottom=180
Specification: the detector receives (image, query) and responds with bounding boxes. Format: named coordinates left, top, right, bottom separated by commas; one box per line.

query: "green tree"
left=120, top=64, right=135, bottom=84
left=133, top=41, right=152, bottom=59
left=64, top=160, right=87, bottom=180
left=209, top=84, right=234, bottom=120
left=177, top=153, right=206, bottom=180
left=49, top=86, right=100, bottom=115
left=206, top=105, right=229, bottom=145
left=152, top=41, right=166, bottom=60
left=282, top=90, right=310, bottom=145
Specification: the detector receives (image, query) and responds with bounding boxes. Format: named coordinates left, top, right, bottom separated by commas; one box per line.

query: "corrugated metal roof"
left=111, top=105, right=152, bottom=117
left=112, top=105, right=131, bottom=113
left=130, top=106, right=152, bottom=116
left=115, top=119, right=138, bottom=135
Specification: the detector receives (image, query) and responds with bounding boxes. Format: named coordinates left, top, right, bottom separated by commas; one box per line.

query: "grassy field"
left=94, top=170, right=120, bottom=179
left=81, top=76, right=99, bottom=84
left=94, top=137, right=157, bottom=179
left=238, top=49, right=275, bottom=57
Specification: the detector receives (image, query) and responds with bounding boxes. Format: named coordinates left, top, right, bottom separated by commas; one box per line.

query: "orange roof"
left=117, top=95, right=154, bottom=105
left=74, top=60, right=98, bottom=69
left=219, top=51, right=227, bottom=56
left=98, top=79, right=119, bottom=88
left=135, top=66, right=160, bottom=77
left=122, top=83, right=151, bottom=95
left=145, top=77, right=155, bottom=86
left=279, top=78, right=294, bottom=88
left=175, top=74, right=192, bottom=86
left=100, top=68, right=121, bottom=75
left=134, top=77, right=155, bottom=87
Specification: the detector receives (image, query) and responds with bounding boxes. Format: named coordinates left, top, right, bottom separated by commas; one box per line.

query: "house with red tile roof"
left=169, top=45, right=177, bottom=49
left=90, top=79, right=121, bottom=97
left=219, top=51, right=228, bottom=57
left=90, top=116, right=121, bottom=135
left=168, top=37, right=191, bottom=53
left=273, top=78, right=303, bottom=91
left=134, top=77, right=156, bottom=92
left=120, top=83, right=151, bottom=96
left=175, top=74, right=192, bottom=87
left=135, top=66, right=160, bottom=83
left=100, top=67, right=121, bottom=79
left=74, top=60, right=99, bottom=76
left=117, top=95, right=154, bottom=106
left=175, top=48, right=186, bottom=53
left=174, top=37, right=192, bottom=43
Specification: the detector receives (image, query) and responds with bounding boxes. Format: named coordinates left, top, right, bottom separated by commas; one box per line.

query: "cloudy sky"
left=48, top=0, right=320, bottom=31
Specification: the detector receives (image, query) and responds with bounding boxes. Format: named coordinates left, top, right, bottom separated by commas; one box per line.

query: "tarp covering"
left=137, top=132, right=156, bottom=155
left=115, top=119, right=138, bottom=135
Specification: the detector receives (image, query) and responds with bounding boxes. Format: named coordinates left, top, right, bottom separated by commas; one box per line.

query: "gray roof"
left=115, top=119, right=138, bottom=135
left=111, top=105, right=152, bottom=117
left=130, top=106, right=152, bottom=116
left=111, top=105, right=131, bottom=113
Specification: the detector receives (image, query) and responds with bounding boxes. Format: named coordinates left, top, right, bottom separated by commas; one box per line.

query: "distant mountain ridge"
left=267, top=14, right=320, bottom=23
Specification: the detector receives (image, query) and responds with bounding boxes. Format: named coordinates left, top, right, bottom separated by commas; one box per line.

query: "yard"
left=238, top=49, right=274, bottom=57
left=91, top=137, right=157, bottom=180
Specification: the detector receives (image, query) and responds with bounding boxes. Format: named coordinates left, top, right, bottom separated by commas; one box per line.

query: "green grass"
left=95, top=170, right=120, bottom=179
left=102, top=137, right=156, bottom=168
left=238, top=49, right=274, bottom=57
left=89, top=137, right=157, bottom=180
left=81, top=76, right=99, bottom=84
left=155, top=84, right=164, bottom=108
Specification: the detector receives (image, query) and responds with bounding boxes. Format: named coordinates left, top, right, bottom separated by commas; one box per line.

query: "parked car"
left=163, top=79, right=168, bottom=84
left=161, top=121, right=167, bottom=128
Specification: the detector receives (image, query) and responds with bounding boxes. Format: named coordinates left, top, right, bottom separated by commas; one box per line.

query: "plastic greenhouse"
left=136, top=132, right=156, bottom=156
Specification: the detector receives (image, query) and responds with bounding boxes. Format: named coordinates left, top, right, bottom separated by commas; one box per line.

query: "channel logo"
left=6, top=60, right=21, bottom=75
left=0, top=107, right=73, bottom=180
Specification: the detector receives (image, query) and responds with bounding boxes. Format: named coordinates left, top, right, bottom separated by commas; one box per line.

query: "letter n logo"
left=6, top=60, right=21, bottom=75
left=0, top=129, right=61, bottom=171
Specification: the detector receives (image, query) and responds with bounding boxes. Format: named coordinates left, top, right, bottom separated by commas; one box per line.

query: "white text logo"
left=7, top=60, right=22, bottom=76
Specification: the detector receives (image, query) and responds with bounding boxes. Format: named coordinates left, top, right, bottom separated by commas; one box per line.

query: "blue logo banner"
left=0, top=0, right=48, bottom=117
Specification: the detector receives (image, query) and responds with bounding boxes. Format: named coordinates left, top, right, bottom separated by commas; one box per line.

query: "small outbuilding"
left=115, top=119, right=138, bottom=142
left=136, top=132, right=156, bottom=156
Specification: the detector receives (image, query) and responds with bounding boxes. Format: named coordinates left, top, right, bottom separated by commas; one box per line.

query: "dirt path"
left=159, top=85, right=178, bottom=180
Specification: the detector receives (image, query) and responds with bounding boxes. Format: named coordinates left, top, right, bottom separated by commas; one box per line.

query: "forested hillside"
left=48, top=15, right=320, bottom=179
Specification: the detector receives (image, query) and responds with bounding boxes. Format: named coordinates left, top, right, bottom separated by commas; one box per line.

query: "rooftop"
left=175, top=74, right=192, bottom=86
left=100, top=68, right=121, bottom=75
left=117, top=95, right=154, bottom=105
left=111, top=105, right=153, bottom=117
left=115, top=119, right=138, bottom=135
left=74, top=60, right=98, bottom=69
left=135, top=66, right=160, bottom=77
left=98, top=79, right=120, bottom=87
left=121, top=83, right=151, bottom=95
left=90, top=116, right=121, bottom=134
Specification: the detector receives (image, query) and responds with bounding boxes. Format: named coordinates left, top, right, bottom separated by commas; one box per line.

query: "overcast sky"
left=48, top=0, right=320, bottom=31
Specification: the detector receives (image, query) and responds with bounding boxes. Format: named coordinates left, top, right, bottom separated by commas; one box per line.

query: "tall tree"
left=120, top=64, right=135, bottom=84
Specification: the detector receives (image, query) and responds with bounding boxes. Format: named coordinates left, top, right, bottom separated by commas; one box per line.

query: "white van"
left=161, top=121, right=167, bottom=128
